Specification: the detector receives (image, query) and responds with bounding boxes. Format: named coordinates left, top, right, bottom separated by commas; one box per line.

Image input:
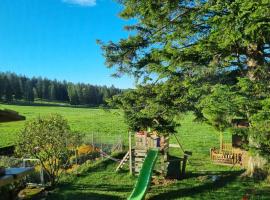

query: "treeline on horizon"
left=0, top=72, right=122, bottom=106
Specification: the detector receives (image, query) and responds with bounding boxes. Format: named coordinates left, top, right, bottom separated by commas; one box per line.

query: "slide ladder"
left=128, top=149, right=158, bottom=200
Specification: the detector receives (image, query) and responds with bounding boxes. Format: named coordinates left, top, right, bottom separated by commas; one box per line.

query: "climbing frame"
left=134, top=131, right=169, bottom=175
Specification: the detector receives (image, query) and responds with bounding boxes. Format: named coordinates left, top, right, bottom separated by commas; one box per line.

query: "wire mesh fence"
left=0, top=132, right=125, bottom=187
left=82, top=132, right=125, bottom=154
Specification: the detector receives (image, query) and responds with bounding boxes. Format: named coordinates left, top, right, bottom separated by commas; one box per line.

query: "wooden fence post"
left=220, top=132, right=223, bottom=150
left=129, top=132, right=133, bottom=175
left=92, top=133, right=94, bottom=148
left=181, top=154, right=188, bottom=177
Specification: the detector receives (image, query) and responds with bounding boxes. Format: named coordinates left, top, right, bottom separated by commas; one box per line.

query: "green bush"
left=16, top=114, right=81, bottom=186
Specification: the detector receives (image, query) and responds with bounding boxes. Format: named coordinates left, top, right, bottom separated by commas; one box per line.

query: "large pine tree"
left=100, top=0, right=270, bottom=176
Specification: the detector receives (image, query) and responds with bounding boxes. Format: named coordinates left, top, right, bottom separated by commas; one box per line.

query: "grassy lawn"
left=46, top=159, right=270, bottom=200
left=45, top=113, right=270, bottom=200
left=0, top=104, right=128, bottom=147
left=0, top=104, right=269, bottom=199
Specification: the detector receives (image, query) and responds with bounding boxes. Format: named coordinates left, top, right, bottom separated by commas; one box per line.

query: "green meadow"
left=0, top=104, right=128, bottom=147
left=0, top=104, right=269, bottom=199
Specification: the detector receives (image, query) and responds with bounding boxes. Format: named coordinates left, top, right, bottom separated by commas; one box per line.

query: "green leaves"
left=199, top=85, right=238, bottom=131
left=109, top=79, right=189, bottom=133
left=101, top=0, right=270, bottom=159
left=250, top=98, right=270, bottom=160
left=16, top=114, right=81, bottom=186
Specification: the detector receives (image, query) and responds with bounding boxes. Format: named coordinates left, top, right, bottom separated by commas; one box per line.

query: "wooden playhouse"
left=134, top=131, right=169, bottom=174
left=116, top=130, right=190, bottom=179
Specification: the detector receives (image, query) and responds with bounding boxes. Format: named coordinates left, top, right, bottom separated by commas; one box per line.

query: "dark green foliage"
left=24, top=80, right=34, bottom=102
left=100, top=0, right=270, bottom=160
left=110, top=85, right=177, bottom=133
left=109, top=74, right=191, bottom=133
left=250, top=99, right=270, bottom=161
left=0, top=72, right=122, bottom=106
left=199, top=85, right=239, bottom=131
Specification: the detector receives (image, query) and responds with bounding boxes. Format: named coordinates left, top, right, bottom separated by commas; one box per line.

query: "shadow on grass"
left=184, top=170, right=243, bottom=179
left=148, top=170, right=243, bottom=200
left=47, top=191, right=121, bottom=200
left=47, top=153, right=131, bottom=200
left=79, top=153, right=125, bottom=174
left=58, top=183, right=132, bottom=193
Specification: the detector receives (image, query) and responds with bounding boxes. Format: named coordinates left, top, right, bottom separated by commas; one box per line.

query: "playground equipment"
left=99, top=150, right=121, bottom=162
left=116, top=131, right=170, bottom=175
left=133, top=131, right=169, bottom=175
left=117, top=131, right=190, bottom=176
left=117, top=131, right=191, bottom=200
left=128, top=149, right=158, bottom=200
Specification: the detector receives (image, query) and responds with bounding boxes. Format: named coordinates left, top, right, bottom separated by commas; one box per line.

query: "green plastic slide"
left=128, top=149, right=159, bottom=200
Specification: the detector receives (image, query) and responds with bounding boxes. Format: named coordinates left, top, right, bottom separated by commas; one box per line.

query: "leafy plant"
left=16, top=114, right=81, bottom=186
left=250, top=98, right=270, bottom=161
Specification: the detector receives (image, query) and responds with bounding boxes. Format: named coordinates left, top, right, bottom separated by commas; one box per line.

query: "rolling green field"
left=0, top=104, right=128, bottom=147
left=0, top=104, right=269, bottom=199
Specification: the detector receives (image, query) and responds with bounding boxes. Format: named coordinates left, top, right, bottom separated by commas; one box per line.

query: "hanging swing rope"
left=172, top=132, right=192, bottom=165
left=172, top=133, right=186, bottom=154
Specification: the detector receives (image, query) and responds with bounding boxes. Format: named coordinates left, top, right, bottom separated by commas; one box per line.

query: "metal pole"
left=40, top=164, right=44, bottom=186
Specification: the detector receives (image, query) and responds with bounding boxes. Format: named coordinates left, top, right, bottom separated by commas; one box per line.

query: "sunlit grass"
left=1, top=104, right=269, bottom=199
left=0, top=104, right=128, bottom=147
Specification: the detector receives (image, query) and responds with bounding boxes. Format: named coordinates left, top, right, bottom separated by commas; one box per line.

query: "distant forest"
left=0, top=72, right=122, bottom=106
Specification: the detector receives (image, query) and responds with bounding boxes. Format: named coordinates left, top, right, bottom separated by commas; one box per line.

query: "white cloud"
left=62, top=0, right=96, bottom=7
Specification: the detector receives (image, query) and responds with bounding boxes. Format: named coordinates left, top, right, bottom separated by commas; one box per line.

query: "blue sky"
left=0, top=0, right=134, bottom=89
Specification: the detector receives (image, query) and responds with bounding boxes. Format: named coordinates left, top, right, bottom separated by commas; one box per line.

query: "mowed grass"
left=0, top=104, right=269, bottom=199
left=0, top=104, right=128, bottom=147
left=46, top=113, right=270, bottom=200
left=47, top=159, right=270, bottom=200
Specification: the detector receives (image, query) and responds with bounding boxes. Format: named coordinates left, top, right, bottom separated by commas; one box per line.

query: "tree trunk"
left=246, top=43, right=264, bottom=80
left=244, top=137, right=268, bottom=179
left=244, top=43, right=268, bottom=178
